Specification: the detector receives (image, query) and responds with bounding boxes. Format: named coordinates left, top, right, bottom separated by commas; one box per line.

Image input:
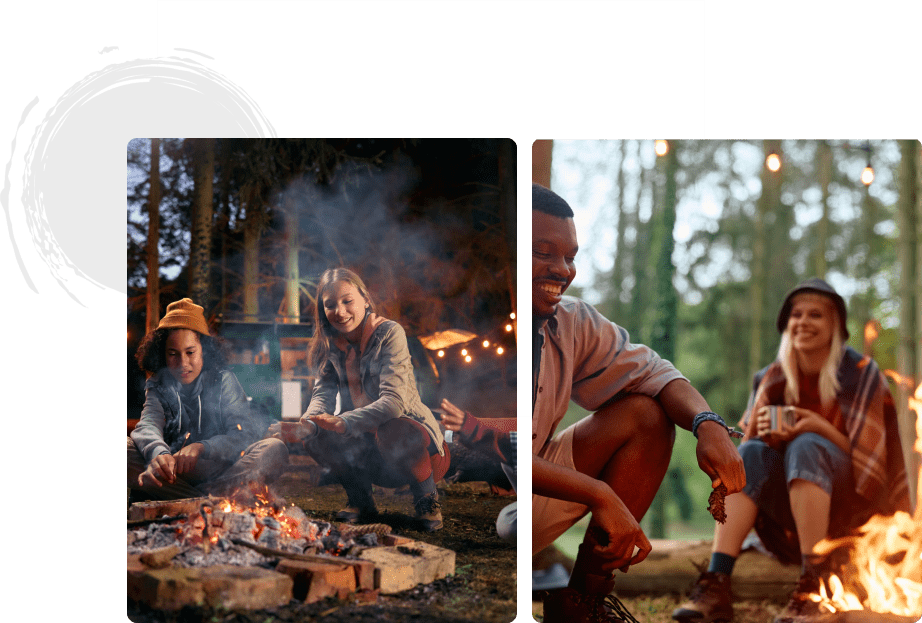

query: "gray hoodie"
left=131, top=368, right=261, bottom=465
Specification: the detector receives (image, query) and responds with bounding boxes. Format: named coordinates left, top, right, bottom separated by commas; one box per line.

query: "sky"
left=549, top=139, right=908, bottom=327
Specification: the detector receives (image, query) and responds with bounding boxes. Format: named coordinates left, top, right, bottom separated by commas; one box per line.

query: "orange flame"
left=807, top=381, right=922, bottom=616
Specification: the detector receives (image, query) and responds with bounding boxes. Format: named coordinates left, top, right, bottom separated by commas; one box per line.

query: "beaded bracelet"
left=692, top=411, right=744, bottom=439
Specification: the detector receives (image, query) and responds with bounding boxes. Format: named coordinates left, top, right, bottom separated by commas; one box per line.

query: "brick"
left=380, top=534, right=414, bottom=546
left=358, top=541, right=456, bottom=594
left=128, top=497, right=212, bottom=521
left=139, top=545, right=182, bottom=568
left=128, top=564, right=292, bottom=610
left=275, top=559, right=356, bottom=603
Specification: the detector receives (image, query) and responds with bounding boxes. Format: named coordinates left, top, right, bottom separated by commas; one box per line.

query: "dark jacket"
left=131, top=368, right=261, bottom=465
left=306, top=319, right=445, bottom=454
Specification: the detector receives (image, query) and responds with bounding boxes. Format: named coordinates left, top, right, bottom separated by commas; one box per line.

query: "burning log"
left=126, top=514, right=189, bottom=528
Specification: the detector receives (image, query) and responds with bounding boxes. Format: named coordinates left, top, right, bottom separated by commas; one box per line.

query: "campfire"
left=128, top=485, right=385, bottom=569
left=805, top=372, right=922, bottom=620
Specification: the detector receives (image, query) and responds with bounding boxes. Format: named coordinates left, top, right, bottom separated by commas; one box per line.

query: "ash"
left=128, top=507, right=375, bottom=568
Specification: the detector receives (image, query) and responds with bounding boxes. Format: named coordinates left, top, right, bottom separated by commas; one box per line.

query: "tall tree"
left=647, top=140, right=680, bottom=539
left=498, top=139, right=517, bottom=337
left=189, top=138, right=216, bottom=309
left=146, top=138, right=161, bottom=334
left=609, top=140, right=629, bottom=322
left=814, top=140, right=833, bottom=276
left=749, top=139, right=782, bottom=373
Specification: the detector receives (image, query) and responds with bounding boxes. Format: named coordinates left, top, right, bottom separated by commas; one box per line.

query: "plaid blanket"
left=740, top=346, right=911, bottom=555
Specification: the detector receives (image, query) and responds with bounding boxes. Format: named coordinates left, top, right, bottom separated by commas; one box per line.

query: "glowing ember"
left=806, top=381, right=922, bottom=617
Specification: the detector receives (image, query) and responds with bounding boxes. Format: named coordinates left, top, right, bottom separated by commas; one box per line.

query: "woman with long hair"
left=673, top=278, right=911, bottom=623
left=299, top=268, right=450, bottom=532
left=128, top=298, right=288, bottom=500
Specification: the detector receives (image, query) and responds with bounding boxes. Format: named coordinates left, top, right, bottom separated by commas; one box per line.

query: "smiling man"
left=531, top=183, right=746, bottom=623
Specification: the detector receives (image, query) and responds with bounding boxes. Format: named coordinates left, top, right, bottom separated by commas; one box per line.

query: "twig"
left=127, top=514, right=189, bottom=528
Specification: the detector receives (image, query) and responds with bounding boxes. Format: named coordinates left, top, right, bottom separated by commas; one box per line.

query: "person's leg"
left=568, top=394, right=675, bottom=590
left=305, top=429, right=380, bottom=520
left=127, top=436, right=208, bottom=500
left=201, top=438, right=290, bottom=496
left=496, top=501, right=517, bottom=543
left=376, top=418, right=445, bottom=531
left=778, top=432, right=850, bottom=620
left=674, top=439, right=782, bottom=622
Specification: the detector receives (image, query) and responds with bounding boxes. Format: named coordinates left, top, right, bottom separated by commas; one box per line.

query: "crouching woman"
left=128, top=298, right=289, bottom=500
left=299, top=268, right=450, bottom=531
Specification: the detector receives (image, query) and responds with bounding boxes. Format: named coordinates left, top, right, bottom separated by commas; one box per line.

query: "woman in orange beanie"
left=297, top=268, right=450, bottom=532
left=128, top=298, right=288, bottom=500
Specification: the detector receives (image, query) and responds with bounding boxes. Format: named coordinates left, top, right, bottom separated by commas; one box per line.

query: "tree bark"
left=749, top=139, right=782, bottom=373
left=243, top=201, right=262, bottom=322
left=146, top=138, right=161, bottom=334
left=498, top=139, right=517, bottom=338
left=532, top=140, right=553, bottom=188
left=189, top=138, right=216, bottom=309
left=282, top=193, right=300, bottom=324
left=648, top=141, right=680, bottom=539
left=815, top=140, right=832, bottom=277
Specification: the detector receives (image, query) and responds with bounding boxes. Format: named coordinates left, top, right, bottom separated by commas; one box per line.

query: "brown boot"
left=773, top=573, right=821, bottom=623
left=413, top=492, right=443, bottom=532
left=672, top=572, right=734, bottom=622
left=543, top=587, right=639, bottom=623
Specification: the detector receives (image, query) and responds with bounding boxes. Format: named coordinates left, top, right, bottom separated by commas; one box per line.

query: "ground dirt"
left=127, top=480, right=517, bottom=623
left=532, top=594, right=789, bottom=623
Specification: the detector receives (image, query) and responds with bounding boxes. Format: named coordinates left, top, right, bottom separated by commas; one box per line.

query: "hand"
left=303, top=413, right=346, bottom=434
left=587, top=488, right=653, bottom=573
left=755, top=405, right=797, bottom=447
left=173, top=442, right=204, bottom=476
left=695, top=420, right=746, bottom=494
left=439, top=398, right=467, bottom=432
left=788, top=407, right=823, bottom=436
left=138, top=453, right=176, bottom=487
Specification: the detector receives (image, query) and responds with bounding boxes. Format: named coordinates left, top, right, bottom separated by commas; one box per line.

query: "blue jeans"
left=740, top=432, right=853, bottom=534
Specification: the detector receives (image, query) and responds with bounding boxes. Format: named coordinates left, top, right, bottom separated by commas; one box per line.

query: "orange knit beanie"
left=157, top=298, right=210, bottom=335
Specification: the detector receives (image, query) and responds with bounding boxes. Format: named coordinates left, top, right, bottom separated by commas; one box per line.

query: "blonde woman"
left=673, top=279, right=911, bottom=623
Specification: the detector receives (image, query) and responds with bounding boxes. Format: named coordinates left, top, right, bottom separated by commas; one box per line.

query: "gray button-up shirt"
left=532, top=297, right=686, bottom=458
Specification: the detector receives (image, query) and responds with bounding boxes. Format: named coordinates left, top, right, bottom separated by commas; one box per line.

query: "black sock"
left=410, top=475, right=437, bottom=500
left=707, top=552, right=737, bottom=576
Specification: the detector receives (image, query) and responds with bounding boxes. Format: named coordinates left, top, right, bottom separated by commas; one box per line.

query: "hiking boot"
left=672, top=571, right=733, bottom=622
left=543, top=587, right=639, bottom=623
left=773, top=573, right=821, bottom=623
left=334, top=504, right=378, bottom=524
left=413, top=492, right=443, bottom=532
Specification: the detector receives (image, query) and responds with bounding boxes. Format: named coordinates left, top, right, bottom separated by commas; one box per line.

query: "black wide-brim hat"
left=776, top=277, right=849, bottom=339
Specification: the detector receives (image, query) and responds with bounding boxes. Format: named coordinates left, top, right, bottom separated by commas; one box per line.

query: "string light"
left=655, top=140, right=669, bottom=157
left=509, top=312, right=515, bottom=320
left=461, top=348, right=468, bottom=356
left=766, top=152, right=781, bottom=172
left=464, top=355, right=472, bottom=363
left=861, top=141, right=874, bottom=186
left=496, top=347, right=504, bottom=355
left=482, top=340, right=490, bottom=348
left=505, top=324, right=513, bottom=332
left=437, top=350, right=444, bottom=358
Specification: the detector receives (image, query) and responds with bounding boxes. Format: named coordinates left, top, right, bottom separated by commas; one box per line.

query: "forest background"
left=534, top=139, right=922, bottom=544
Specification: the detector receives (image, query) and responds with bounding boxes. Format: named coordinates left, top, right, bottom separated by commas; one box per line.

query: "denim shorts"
left=739, top=432, right=853, bottom=532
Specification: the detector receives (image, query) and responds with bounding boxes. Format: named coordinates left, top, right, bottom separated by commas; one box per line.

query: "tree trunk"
left=815, top=140, right=832, bottom=277
left=189, top=138, right=215, bottom=309
left=609, top=140, right=628, bottom=322
left=532, top=140, right=553, bottom=188
left=146, top=138, right=161, bottom=334
left=648, top=141, right=680, bottom=539
left=498, top=139, right=517, bottom=338
left=898, top=139, right=921, bottom=508
left=749, top=139, right=782, bottom=373
left=282, top=194, right=300, bottom=324
left=243, top=203, right=262, bottom=322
